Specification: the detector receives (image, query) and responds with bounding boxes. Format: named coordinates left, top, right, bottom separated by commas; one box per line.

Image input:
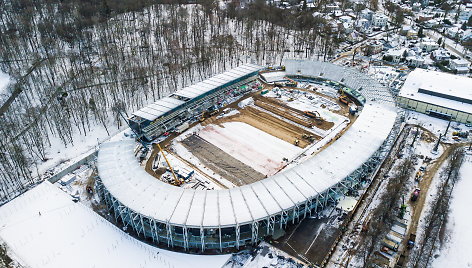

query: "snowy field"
left=199, top=122, right=302, bottom=176
left=39, top=124, right=126, bottom=178
left=432, top=155, right=472, bottom=268
left=0, top=182, right=230, bottom=268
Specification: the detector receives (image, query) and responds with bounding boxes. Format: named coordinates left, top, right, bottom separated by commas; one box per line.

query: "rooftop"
left=399, top=68, right=472, bottom=113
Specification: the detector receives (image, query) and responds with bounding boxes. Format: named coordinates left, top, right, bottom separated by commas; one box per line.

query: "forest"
left=0, top=0, right=343, bottom=202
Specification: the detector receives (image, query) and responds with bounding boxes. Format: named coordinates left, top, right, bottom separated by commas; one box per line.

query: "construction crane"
left=157, top=143, right=183, bottom=186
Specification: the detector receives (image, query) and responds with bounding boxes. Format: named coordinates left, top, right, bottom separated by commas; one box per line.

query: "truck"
left=349, top=104, right=358, bottom=115
left=410, top=188, right=421, bottom=202
left=407, top=233, right=416, bottom=249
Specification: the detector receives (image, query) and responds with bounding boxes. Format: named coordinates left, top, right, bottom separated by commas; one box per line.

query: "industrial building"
left=96, top=60, right=398, bottom=253
left=398, top=68, right=472, bottom=123
left=128, top=64, right=262, bottom=141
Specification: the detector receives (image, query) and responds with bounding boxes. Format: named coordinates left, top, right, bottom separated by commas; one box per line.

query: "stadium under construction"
left=96, top=60, right=399, bottom=253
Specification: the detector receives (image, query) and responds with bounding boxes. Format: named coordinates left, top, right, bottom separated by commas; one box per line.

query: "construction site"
left=95, top=60, right=398, bottom=253
left=144, top=79, right=353, bottom=190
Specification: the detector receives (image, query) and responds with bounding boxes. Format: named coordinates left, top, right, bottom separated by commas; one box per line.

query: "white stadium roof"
left=399, top=68, right=472, bottom=114
left=98, top=102, right=397, bottom=228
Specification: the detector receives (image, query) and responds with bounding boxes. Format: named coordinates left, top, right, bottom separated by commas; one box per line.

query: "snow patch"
left=0, top=71, right=10, bottom=98
left=432, top=156, right=472, bottom=268
left=238, top=97, right=254, bottom=108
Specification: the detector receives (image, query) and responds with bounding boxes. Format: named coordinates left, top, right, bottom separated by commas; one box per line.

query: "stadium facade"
left=96, top=60, right=399, bottom=252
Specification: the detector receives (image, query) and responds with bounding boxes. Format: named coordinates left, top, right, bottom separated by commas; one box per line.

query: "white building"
left=398, top=69, right=472, bottom=123
left=447, top=27, right=464, bottom=39
left=406, top=55, right=425, bottom=67
left=431, top=49, right=451, bottom=62
left=372, top=13, right=388, bottom=27
left=419, top=41, right=439, bottom=52
left=449, top=59, right=470, bottom=74
left=385, top=48, right=407, bottom=63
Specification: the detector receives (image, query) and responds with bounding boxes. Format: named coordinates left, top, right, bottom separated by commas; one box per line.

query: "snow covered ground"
left=223, top=242, right=308, bottom=268
left=0, top=182, right=230, bottom=268
left=406, top=111, right=472, bottom=144
left=432, top=155, right=472, bottom=268
left=0, top=71, right=9, bottom=98
left=198, top=122, right=302, bottom=176
left=38, top=124, right=126, bottom=178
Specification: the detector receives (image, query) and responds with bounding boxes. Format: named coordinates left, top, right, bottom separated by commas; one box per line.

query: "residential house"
left=450, top=59, right=470, bottom=73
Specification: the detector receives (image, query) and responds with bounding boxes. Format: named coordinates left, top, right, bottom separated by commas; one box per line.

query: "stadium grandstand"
left=128, top=64, right=262, bottom=141
left=96, top=60, right=399, bottom=253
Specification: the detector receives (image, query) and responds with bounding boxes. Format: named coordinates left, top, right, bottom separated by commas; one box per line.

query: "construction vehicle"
left=415, top=170, right=423, bottom=182
left=452, top=131, right=469, bottom=138
left=207, top=106, right=219, bottom=116
left=339, top=95, right=350, bottom=105
left=199, top=111, right=206, bottom=122
left=199, top=106, right=219, bottom=122
left=157, top=144, right=183, bottom=186
left=304, top=111, right=323, bottom=121
left=302, top=133, right=316, bottom=142
left=410, top=188, right=420, bottom=202
left=407, top=233, right=416, bottom=249
left=284, top=77, right=298, bottom=87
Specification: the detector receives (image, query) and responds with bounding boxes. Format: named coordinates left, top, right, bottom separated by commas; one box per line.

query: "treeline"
left=0, top=0, right=342, bottom=201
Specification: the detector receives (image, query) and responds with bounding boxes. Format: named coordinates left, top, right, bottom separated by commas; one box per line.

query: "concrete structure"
left=398, top=69, right=472, bottom=122
left=96, top=61, right=398, bottom=253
